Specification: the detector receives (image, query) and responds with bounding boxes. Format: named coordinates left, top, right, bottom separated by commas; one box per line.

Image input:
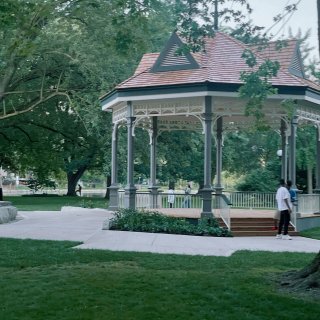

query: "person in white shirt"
left=275, top=179, right=292, bottom=240
left=167, top=183, right=175, bottom=208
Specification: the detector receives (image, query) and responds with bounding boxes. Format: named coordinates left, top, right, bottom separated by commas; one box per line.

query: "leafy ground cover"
left=0, top=238, right=319, bottom=320
left=110, top=208, right=231, bottom=237
left=5, top=195, right=107, bottom=211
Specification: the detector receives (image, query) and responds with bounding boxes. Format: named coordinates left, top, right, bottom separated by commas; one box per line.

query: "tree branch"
left=0, top=91, right=70, bottom=120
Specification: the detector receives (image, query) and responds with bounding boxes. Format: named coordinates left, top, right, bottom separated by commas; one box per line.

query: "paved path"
left=0, top=208, right=319, bottom=257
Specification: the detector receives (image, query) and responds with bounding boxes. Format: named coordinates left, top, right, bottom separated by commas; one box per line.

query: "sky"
left=249, top=0, right=319, bottom=59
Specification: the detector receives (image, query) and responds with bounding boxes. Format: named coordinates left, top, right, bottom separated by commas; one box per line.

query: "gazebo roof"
left=100, top=32, right=320, bottom=131
left=101, top=32, right=320, bottom=104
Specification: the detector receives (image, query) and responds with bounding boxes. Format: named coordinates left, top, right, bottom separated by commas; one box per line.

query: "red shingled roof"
left=251, top=39, right=298, bottom=70
left=116, top=32, right=320, bottom=91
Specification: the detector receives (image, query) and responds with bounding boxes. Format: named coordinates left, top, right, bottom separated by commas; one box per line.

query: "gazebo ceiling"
left=100, top=31, right=320, bottom=130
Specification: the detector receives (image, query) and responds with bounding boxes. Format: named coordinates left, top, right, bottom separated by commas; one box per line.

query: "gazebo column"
left=108, top=123, right=120, bottom=210
left=315, top=125, right=320, bottom=192
left=124, top=101, right=137, bottom=209
left=148, top=117, right=159, bottom=208
left=214, top=116, right=223, bottom=194
left=201, top=96, right=213, bottom=218
left=280, top=119, right=288, bottom=181
left=288, top=115, right=298, bottom=189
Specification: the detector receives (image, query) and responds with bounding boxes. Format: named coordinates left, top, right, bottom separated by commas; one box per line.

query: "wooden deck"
left=158, top=208, right=275, bottom=219
left=158, top=208, right=299, bottom=236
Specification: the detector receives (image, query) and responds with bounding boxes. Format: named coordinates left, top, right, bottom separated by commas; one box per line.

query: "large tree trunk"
left=281, top=251, right=320, bottom=292
left=66, top=166, right=87, bottom=196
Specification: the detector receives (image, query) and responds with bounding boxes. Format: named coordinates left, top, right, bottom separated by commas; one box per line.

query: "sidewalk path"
left=0, top=208, right=319, bottom=257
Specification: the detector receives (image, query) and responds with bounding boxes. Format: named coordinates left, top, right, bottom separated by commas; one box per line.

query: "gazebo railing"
left=118, top=190, right=320, bottom=215
left=118, top=190, right=202, bottom=209
left=158, top=192, right=202, bottom=209
left=213, top=194, right=231, bottom=230
left=117, top=190, right=231, bottom=229
left=226, top=191, right=277, bottom=209
left=297, top=194, right=320, bottom=215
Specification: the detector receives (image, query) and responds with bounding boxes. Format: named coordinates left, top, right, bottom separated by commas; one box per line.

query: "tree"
left=157, top=131, right=205, bottom=184
left=222, top=130, right=280, bottom=191
left=0, top=0, right=176, bottom=195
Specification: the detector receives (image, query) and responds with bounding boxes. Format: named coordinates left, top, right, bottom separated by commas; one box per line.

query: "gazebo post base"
left=108, top=185, right=120, bottom=210
left=214, top=186, right=224, bottom=195
left=124, top=186, right=137, bottom=209
left=148, top=186, right=159, bottom=209
left=201, top=188, right=214, bottom=219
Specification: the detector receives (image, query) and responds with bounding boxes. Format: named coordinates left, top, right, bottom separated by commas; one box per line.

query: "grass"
left=299, top=227, right=320, bottom=240
left=0, top=238, right=319, bottom=320
left=5, top=195, right=108, bottom=211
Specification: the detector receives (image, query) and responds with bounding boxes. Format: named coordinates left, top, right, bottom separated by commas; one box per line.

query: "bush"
left=110, top=208, right=232, bottom=237
left=27, top=178, right=56, bottom=193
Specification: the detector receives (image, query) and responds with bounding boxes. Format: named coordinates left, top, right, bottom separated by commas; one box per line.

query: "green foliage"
left=110, top=208, right=231, bottom=237
left=174, top=0, right=254, bottom=52
left=297, top=125, right=316, bottom=170
left=27, top=178, right=56, bottom=193
left=239, top=56, right=280, bottom=127
left=0, top=0, right=176, bottom=192
left=281, top=99, right=297, bottom=119
left=223, top=130, right=280, bottom=176
left=236, top=168, right=278, bottom=192
left=157, top=131, right=205, bottom=184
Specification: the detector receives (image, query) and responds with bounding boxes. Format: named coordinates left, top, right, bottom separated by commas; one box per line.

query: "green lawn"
left=300, top=227, right=320, bottom=240
left=0, top=238, right=318, bottom=320
left=5, top=195, right=108, bottom=211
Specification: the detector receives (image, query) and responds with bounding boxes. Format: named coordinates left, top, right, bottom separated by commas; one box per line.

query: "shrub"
left=110, top=208, right=232, bottom=237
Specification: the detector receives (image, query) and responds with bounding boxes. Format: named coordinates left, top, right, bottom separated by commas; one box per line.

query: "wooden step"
left=231, top=225, right=295, bottom=231
left=217, top=217, right=298, bottom=237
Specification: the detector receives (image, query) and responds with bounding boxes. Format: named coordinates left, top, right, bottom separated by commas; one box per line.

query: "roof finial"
left=214, top=0, right=219, bottom=31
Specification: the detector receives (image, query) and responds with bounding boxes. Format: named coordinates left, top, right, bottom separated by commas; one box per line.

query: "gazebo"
left=100, top=31, right=320, bottom=218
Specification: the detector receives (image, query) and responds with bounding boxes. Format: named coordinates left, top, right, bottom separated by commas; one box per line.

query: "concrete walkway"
left=0, top=208, right=319, bottom=257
